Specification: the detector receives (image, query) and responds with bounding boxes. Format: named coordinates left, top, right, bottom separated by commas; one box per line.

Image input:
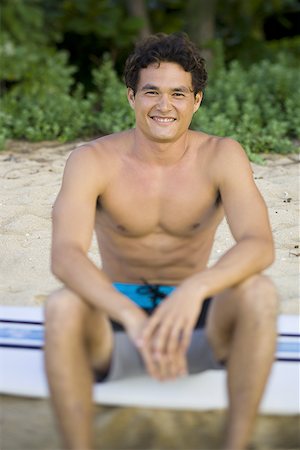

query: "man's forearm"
left=51, top=246, right=141, bottom=325
left=183, top=237, right=274, bottom=299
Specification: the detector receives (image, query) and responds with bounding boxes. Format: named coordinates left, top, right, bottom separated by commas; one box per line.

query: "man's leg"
left=205, top=274, right=278, bottom=450
left=44, top=288, right=113, bottom=450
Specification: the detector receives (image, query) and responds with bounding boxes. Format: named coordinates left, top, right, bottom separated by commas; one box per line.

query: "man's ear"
left=127, top=88, right=135, bottom=109
left=193, top=91, right=203, bottom=113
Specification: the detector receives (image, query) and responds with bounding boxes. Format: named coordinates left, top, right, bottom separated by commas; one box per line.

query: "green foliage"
left=0, top=0, right=298, bottom=159
left=0, top=45, right=100, bottom=143
left=0, top=0, right=92, bottom=144
left=212, top=0, right=300, bottom=64
left=1, top=0, right=51, bottom=47
left=1, top=50, right=299, bottom=161
left=192, top=53, right=300, bottom=161
left=264, top=36, right=300, bottom=66
left=0, top=52, right=134, bottom=146
left=91, top=55, right=135, bottom=133
left=56, top=0, right=141, bottom=46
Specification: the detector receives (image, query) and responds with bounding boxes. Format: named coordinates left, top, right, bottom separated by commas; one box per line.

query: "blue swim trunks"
left=111, top=281, right=211, bottom=331
left=114, top=281, right=176, bottom=309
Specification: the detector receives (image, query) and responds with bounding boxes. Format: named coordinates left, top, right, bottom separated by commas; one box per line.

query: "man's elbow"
left=261, top=239, right=275, bottom=269
left=51, top=245, right=84, bottom=280
left=50, top=246, right=73, bottom=280
left=51, top=252, right=65, bottom=280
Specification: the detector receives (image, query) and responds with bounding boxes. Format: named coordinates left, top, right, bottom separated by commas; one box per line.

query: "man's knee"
left=206, top=275, right=278, bottom=361
left=236, top=274, right=278, bottom=319
left=45, top=288, right=88, bottom=332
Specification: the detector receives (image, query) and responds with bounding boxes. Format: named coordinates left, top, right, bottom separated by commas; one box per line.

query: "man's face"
left=127, top=62, right=202, bottom=143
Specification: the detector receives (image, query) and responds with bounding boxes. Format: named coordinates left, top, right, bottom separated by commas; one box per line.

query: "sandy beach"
left=0, top=140, right=299, bottom=450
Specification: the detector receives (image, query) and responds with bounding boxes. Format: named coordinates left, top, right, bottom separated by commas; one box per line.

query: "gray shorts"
left=96, top=329, right=223, bottom=383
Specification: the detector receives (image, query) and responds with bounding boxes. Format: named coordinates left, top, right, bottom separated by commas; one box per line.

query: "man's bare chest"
left=97, top=166, right=222, bottom=237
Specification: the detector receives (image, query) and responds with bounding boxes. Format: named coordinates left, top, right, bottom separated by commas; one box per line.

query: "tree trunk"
left=185, top=0, right=217, bottom=66
left=125, top=0, right=152, bottom=39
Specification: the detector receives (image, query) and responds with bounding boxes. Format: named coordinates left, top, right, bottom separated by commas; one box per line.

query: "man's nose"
left=157, top=94, right=172, bottom=111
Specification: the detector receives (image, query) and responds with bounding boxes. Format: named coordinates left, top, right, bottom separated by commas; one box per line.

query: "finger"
left=166, top=323, right=183, bottom=356
left=140, top=314, right=161, bottom=346
left=140, top=344, right=161, bottom=379
left=152, top=350, right=169, bottom=380
left=151, top=318, right=175, bottom=357
left=162, top=350, right=186, bottom=379
left=177, top=351, right=188, bottom=376
left=166, top=353, right=180, bottom=378
left=178, top=326, right=193, bottom=354
left=143, top=337, right=172, bottom=381
left=147, top=332, right=170, bottom=381
left=140, top=302, right=170, bottom=343
left=152, top=322, right=186, bottom=379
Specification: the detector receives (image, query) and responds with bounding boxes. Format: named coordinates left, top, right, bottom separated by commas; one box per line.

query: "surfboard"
left=0, top=306, right=299, bottom=415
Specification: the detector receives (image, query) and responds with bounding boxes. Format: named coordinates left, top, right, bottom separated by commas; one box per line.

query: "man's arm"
left=139, top=138, right=275, bottom=371
left=51, top=145, right=146, bottom=328
left=185, top=137, right=274, bottom=295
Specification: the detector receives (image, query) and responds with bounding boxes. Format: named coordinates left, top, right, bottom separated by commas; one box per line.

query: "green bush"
left=192, top=54, right=300, bottom=162
left=91, top=55, right=135, bottom=133
left=1, top=44, right=100, bottom=144
left=1, top=48, right=299, bottom=161
left=0, top=48, right=133, bottom=146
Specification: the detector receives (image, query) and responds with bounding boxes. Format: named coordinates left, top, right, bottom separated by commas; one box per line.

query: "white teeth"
left=152, top=116, right=175, bottom=123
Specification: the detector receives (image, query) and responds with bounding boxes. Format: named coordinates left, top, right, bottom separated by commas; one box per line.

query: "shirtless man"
left=45, top=33, right=278, bottom=450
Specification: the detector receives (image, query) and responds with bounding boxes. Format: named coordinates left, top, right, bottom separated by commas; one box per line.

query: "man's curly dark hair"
left=124, top=32, right=208, bottom=96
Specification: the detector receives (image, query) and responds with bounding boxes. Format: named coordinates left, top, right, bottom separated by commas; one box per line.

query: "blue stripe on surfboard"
left=3, top=337, right=298, bottom=353
left=1, top=344, right=300, bottom=362
left=1, top=318, right=300, bottom=358
left=2, top=328, right=300, bottom=347
left=1, top=319, right=300, bottom=336
left=0, top=319, right=43, bottom=325
left=0, top=329, right=43, bottom=340
left=276, top=358, right=300, bottom=362
left=277, top=342, right=300, bottom=352
left=0, top=344, right=43, bottom=350
left=1, top=332, right=300, bottom=363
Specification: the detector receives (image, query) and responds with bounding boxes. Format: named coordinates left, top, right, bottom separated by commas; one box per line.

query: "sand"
left=1, top=397, right=300, bottom=450
left=0, top=140, right=299, bottom=450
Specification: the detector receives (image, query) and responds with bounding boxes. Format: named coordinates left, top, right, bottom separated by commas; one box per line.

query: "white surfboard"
left=0, top=306, right=299, bottom=415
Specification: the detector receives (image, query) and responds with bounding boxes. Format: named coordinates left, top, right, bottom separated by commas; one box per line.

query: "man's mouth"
left=150, top=116, right=176, bottom=123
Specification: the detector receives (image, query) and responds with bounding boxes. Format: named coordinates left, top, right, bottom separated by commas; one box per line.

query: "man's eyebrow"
left=140, top=84, right=159, bottom=91
left=171, top=86, right=193, bottom=93
left=140, top=84, right=192, bottom=93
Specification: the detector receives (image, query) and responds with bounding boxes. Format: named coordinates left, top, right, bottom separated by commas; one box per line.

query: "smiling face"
left=127, top=62, right=202, bottom=143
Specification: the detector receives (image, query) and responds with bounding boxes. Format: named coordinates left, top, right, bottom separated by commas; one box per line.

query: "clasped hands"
left=126, top=286, right=203, bottom=381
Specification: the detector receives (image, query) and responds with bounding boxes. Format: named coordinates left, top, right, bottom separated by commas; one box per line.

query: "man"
left=45, top=32, right=278, bottom=450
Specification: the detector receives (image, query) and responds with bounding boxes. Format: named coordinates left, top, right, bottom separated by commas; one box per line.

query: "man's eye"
left=173, top=92, right=185, bottom=97
left=145, top=91, right=158, bottom=95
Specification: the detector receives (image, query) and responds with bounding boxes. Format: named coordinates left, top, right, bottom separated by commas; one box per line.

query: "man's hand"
left=121, top=306, right=169, bottom=379
left=121, top=302, right=189, bottom=380
left=136, top=284, right=205, bottom=380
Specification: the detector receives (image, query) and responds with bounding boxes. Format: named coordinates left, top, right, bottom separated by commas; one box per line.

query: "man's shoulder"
left=191, top=131, right=252, bottom=185
left=60, top=131, right=133, bottom=191
left=192, top=130, right=242, bottom=151
left=192, top=131, right=248, bottom=163
left=72, top=130, right=133, bottom=158
left=65, top=131, right=134, bottom=176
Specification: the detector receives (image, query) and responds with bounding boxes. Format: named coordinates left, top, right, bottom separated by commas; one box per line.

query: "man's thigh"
left=204, top=274, right=277, bottom=361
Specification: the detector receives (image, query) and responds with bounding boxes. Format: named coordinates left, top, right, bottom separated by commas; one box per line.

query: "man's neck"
left=131, top=129, right=191, bottom=166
